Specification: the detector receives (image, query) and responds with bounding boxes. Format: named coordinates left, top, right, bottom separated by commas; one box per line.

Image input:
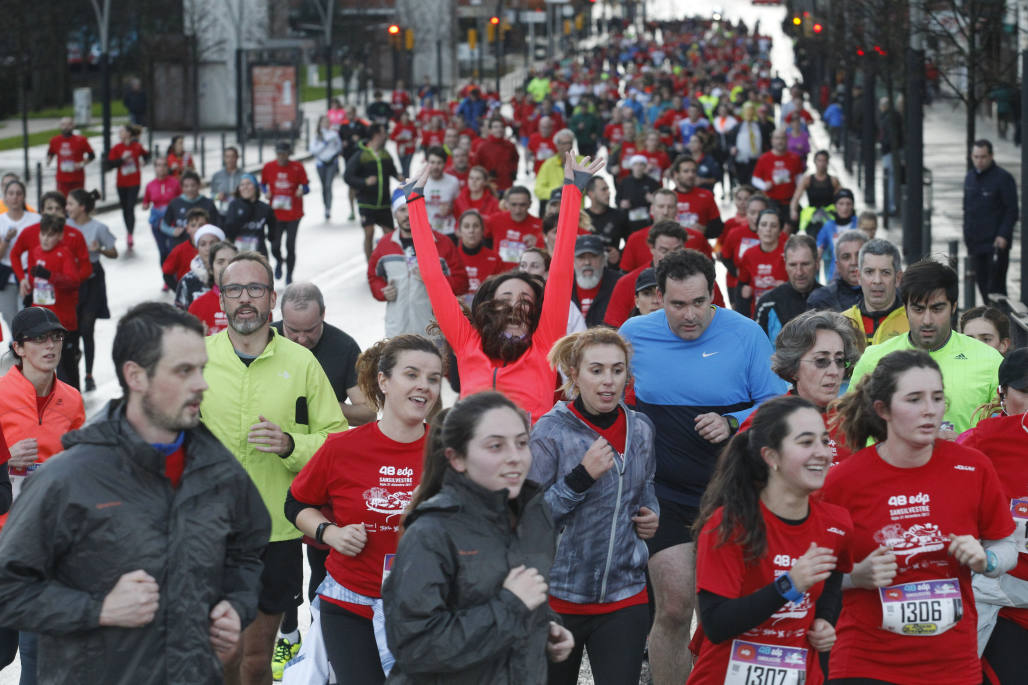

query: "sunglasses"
left=801, top=356, right=852, bottom=370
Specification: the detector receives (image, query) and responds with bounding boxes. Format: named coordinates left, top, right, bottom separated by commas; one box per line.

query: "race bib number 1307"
left=724, top=640, right=807, bottom=685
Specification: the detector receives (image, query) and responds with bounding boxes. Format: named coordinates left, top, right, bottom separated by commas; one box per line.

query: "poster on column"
left=250, top=65, right=299, bottom=134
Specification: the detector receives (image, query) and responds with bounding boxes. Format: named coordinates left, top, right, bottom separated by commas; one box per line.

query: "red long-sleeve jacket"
left=410, top=183, right=581, bottom=423
left=9, top=224, right=92, bottom=286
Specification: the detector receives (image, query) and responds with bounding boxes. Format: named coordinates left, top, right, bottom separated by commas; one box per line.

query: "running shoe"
left=126, top=234, right=134, bottom=249
left=271, top=636, right=300, bottom=681
left=84, top=375, right=96, bottom=392
left=275, top=262, right=283, bottom=280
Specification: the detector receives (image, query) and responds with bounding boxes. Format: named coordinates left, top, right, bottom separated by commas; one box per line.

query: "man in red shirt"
left=671, top=156, right=722, bottom=238
left=527, top=117, right=557, bottom=174
left=620, top=189, right=712, bottom=272
left=47, top=118, right=95, bottom=197
left=605, top=222, right=725, bottom=328
left=474, top=117, right=519, bottom=191
left=261, top=142, right=309, bottom=284
left=484, top=186, right=543, bottom=267
left=751, top=129, right=804, bottom=220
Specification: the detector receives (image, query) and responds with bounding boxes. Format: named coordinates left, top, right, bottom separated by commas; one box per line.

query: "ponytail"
left=830, top=349, right=941, bottom=451
left=69, top=188, right=100, bottom=214
left=694, top=395, right=816, bottom=562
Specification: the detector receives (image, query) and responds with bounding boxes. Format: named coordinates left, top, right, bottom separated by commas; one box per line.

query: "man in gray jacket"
left=0, top=302, right=269, bottom=685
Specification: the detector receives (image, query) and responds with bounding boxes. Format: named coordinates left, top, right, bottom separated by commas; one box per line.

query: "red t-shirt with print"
left=484, top=212, right=543, bottom=265
left=290, top=422, right=426, bottom=602
left=688, top=501, right=854, bottom=685
left=820, top=441, right=1015, bottom=685
left=261, top=160, right=308, bottom=222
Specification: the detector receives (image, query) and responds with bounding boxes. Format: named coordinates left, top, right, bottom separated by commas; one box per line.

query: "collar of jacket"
left=63, top=399, right=226, bottom=480
left=5, top=364, right=56, bottom=398
left=215, top=326, right=283, bottom=366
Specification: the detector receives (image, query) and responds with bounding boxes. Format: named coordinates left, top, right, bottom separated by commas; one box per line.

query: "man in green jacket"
left=849, top=260, right=1002, bottom=437
left=201, top=251, right=346, bottom=685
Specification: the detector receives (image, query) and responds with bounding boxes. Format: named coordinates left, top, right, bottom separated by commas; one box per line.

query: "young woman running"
left=408, top=153, right=605, bottom=422
left=223, top=173, right=276, bottom=257
left=529, top=328, right=658, bottom=685
left=823, top=350, right=1017, bottom=685
left=286, top=335, right=443, bottom=683
left=688, top=395, right=852, bottom=685
left=383, top=390, right=574, bottom=684
left=65, top=189, right=117, bottom=392
left=107, top=123, right=149, bottom=247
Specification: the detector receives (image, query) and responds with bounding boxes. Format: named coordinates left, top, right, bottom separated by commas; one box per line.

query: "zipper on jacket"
left=590, top=407, right=631, bottom=603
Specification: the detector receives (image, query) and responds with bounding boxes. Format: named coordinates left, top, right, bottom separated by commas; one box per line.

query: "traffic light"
left=792, top=16, right=802, bottom=26
left=387, top=24, right=400, bottom=35
left=405, top=28, right=414, bottom=51
left=812, top=22, right=823, bottom=34
left=490, top=16, right=499, bottom=25
left=468, top=28, right=478, bottom=50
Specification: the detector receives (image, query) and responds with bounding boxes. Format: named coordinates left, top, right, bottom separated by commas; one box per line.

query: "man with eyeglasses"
left=850, top=259, right=1003, bottom=436
left=200, top=252, right=346, bottom=685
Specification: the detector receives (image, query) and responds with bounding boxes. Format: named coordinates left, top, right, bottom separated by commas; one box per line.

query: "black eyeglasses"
left=21, top=331, right=65, bottom=345
left=222, top=283, right=270, bottom=299
left=801, top=356, right=851, bottom=370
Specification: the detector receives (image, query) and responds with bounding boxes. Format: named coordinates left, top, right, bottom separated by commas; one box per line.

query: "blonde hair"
left=548, top=329, right=633, bottom=399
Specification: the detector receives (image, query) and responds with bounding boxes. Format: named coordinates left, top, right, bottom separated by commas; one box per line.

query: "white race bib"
left=60, top=160, right=77, bottom=173
left=724, top=640, right=807, bottom=685
left=8, top=464, right=38, bottom=502
left=678, top=211, right=699, bottom=228
left=272, top=195, right=293, bottom=211
left=1011, top=498, right=1028, bottom=554
left=120, top=160, right=137, bottom=176
left=235, top=236, right=260, bottom=253
left=498, top=239, right=526, bottom=264
left=879, top=579, right=963, bottom=636
left=772, top=168, right=791, bottom=185
left=628, top=207, right=650, bottom=221
left=33, top=280, right=55, bottom=306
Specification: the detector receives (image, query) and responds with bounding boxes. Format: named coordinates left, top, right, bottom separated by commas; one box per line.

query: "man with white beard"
left=571, top=234, right=623, bottom=327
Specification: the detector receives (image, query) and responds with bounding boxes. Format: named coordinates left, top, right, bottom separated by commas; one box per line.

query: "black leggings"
left=983, top=616, right=1028, bottom=684
left=546, top=603, right=649, bottom=685
left=281, top=545, right=330, bottom=634
left=56, top=331, right=80, bottom=391
left=270, top=220, right=300, bottom=279
left=79, top=311, right=98, bottom=376
left=117, top=185, right=139, bottom=235
left=320, top=601, right=385, bottom=684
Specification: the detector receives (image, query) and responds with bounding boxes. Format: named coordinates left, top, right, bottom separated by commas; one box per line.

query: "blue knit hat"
left=391, top=188, right=407, bottom=214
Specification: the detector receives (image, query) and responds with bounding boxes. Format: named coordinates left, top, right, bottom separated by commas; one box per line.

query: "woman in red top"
left=141, top=158, right=181, bottom=255
left=689, top=395, right=853, bottom=685
left=823, top=350, right=1017, bottom=685
left=739, top=311, right=860, bottom=463
left=107, top=124, right=149, bottom=246
left=452, top=166, right=500, bottom=219
left=410, top=153, right=605, bottom=423
left=286, top=335, right=443, bottom=684
left=166, top=135, right=195, bottom=180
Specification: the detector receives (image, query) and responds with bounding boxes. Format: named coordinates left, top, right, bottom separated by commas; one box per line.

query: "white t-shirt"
left=422, top=173, right=461, bottom=235
left=0, top=211, right=41, bottom=280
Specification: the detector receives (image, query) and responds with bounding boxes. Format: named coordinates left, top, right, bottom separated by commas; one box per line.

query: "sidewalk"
left=811, top=98, right=1023, bottom=307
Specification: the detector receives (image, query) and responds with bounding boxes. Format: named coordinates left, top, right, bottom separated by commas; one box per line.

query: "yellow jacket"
left=535, top=154, right=584, bottom=203
left=201, top=328, right=347, bottom=541
left=842, top=302, right=909, bottom=347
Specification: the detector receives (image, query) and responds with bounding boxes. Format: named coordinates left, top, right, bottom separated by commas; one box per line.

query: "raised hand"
left=563, top=152, right=606, bottom=191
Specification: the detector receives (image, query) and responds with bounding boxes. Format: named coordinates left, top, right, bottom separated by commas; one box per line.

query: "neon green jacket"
left=849, top=331, right=1002, bottom=434
left=201, top=329, right=347, bottom=541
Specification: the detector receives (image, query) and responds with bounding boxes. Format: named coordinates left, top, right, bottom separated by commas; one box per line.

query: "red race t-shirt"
left=675, top=188, right=721, bottom=232
left=458, top=243, right=502, bottom=296
left=752, top=151, right=804, bottom=203
left=527, top=133, right=557, bottom=174
left=689, top=501, right=853, bottom=685
left=188, top=288, right=228, bottom=335
left=290, top=422, right=426, bottom=600
left=958, top=414, right=1028, bottom=630
left=620, top=225, right=712, bottom=272
left=720, top=221, right=756, bottom=289
left=261, top=160, right=308, bottom=222
left=575, top=283, right=601, bottom=316
left=420, top=128, right=445, bottom=150
left=48, top=134, right=94, bottom=184
left=109, top=141, right=147, bottom=188
left=820, top=441, right=1015, bottom=685
left=485, top=211, right=543, bottom=265
left=453, top=188, right=500, bottom=219
left=738, top=240, right=787, bottom=314
left=390, top=123, right=418, bottom=157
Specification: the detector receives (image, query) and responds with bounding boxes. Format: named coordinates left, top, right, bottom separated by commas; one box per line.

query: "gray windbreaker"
left=0, top=401, right=270, bottom=685
left=529, top=401, right=658, bottom=604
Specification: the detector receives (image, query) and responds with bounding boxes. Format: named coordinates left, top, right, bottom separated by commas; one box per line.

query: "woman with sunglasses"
left=959, top=349, right=1028, bottom=684
left=739, top=310, right=860, bottom=462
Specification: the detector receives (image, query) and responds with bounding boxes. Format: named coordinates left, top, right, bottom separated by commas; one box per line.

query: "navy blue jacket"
left=963, top=162, right=1018, bottom=255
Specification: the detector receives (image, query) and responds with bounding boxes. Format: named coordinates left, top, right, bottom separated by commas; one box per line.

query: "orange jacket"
left=0, top=365, right=85, bottom=465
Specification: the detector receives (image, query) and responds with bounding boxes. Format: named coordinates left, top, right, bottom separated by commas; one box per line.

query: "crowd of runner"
left=0, top=13, right=1024, bottom=685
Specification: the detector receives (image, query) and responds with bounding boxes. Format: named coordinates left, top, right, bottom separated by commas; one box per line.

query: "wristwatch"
left=774, top=572, right=805, bottom=603
left=315, top=521, right=334, bottom=545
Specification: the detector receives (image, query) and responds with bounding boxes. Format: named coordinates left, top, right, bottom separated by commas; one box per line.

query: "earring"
left=772, top=463, right=779, bottom=471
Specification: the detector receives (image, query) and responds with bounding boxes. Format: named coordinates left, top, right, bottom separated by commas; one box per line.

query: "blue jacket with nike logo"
left=619, top=307, right=787, bottom=506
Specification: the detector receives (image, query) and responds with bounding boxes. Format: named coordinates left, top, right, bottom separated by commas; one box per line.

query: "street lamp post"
left=1020, top=0, right=1028, bottom=306
left=89, top=0, right=112, bottom=200
left=904, top=1, right=926, bottom=263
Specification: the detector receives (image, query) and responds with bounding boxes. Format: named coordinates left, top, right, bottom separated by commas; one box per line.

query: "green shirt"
left=849, top=330, right=1002, bottom=434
